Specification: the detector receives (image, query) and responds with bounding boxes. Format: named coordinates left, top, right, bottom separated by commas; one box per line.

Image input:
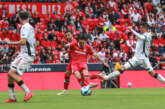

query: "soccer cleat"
left=24, top=92, right=33, bottom=102
left=97, top=74, right=106, bottom=82
left=100, top=71, right=106, bottom=76
left=87, top=83, right=98, bottom=88
left=2, top=99, right=17, bottom=103
left=57, top=90, right=69, bottom=95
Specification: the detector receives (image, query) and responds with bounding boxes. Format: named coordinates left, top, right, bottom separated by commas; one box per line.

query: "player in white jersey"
left=104, top=22, right=165, bottom=84
left=3, top=11, right=36, bottom=103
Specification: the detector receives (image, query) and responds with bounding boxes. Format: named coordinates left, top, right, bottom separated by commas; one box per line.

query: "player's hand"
left=61, top=38, right=65, bottom=42
left=4, top=38, right=11, bottom=44
left=103, top=62, right=109, bottom=68
left=127, top=26, right=133, bottom=30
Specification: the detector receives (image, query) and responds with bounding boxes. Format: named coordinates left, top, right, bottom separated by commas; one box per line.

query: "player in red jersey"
left=57, top=32, right=108, bottom=95
left=66, top=34, right=108, bottom=90
left=57, top=30, right=78, bottom=95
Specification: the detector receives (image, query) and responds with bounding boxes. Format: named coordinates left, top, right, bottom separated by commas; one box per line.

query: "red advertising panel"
left=0, top=71, right=101, bottom=91
left=120, top=70, right=165, bottom=88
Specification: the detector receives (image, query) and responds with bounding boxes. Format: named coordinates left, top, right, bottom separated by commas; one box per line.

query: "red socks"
left=77, top=78, right=86, bottom=87
left=84, top=75, right=90, bottom=85
left=90, top=74, right=106, bottom=82
left=64, top=74, right=70, bottom=90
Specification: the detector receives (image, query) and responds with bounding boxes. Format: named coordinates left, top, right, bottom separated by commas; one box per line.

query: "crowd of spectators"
left=0, top=0, right=165, bottom=71
left=0, top=0, right=75, bottom=2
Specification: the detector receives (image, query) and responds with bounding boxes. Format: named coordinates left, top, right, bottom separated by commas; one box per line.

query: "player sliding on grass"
left=104, top=22, right=165, bottom=84
left=59, top=35, right=108, bottom=94
left=57, top=32, right=108, bottom=95
left=3, top=11, right=36, bottom=103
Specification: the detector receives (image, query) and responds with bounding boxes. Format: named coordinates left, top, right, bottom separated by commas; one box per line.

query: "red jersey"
left=67, top=38, right=77, bottom=58
left=69, top=43, right=95, bottom=64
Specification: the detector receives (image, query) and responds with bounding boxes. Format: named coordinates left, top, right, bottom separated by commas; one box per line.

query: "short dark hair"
left=65, top=30, right=72, bottom=34
left=140, top=22, right=149, bottom=29
left=77, top=34, right=87, bottom=41
left=19, top=11, right=29, bottom=20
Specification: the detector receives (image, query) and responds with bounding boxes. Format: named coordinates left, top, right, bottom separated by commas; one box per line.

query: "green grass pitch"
left=0, top=88, right=165, bottom=109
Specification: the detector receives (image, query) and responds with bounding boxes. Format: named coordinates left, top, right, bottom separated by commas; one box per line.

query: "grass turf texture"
left=0, top=88, right=165, bottom=109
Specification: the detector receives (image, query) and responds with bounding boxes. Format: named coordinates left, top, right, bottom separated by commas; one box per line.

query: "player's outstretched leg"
left=104, top=69, right=125, bottom=80
left=89, top=74, right=106, bottom=82
left=57, top=71, right=71, bottom=95
left=3, top=75, right=17, bottom=103
left=149, top=70, right=165, bottom=84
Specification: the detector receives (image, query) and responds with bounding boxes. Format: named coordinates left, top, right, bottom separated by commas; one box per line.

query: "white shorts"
left=124, top=57, right=153, bottom=72
left=10, top=54, right=34, bottom=76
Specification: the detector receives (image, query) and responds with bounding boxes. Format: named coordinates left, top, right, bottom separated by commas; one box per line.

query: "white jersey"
left=134, top=32, right=152, bottom=59
left=20, top=23, right=35, bottom=56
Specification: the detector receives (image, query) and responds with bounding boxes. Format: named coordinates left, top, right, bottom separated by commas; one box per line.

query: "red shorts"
left=66, top=61, right=72, bottom=72
left=71, top=62, right=88, bottom=73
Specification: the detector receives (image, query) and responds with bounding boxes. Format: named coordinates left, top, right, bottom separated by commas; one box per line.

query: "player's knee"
left=74, top=72, right=81, bottom=79
left=149, top=71, right=158, bottom=78
left=66, top=70, right=71, bottom=76
left=82, top=69, right=88, bottom=75
left=118, top=67, right=126, bottom=74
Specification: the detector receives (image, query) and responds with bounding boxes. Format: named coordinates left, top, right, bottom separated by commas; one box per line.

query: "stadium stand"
left=0, top=0, right=165, bottom=69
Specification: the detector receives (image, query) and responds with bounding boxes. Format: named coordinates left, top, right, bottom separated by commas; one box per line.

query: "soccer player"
left=65, top=35, right=109, bottom=90
left=57, top=30, right=77, bottom=95
left=3, top=11, right=36, bottom=103
left=104, top=22, right=165, bottom=84
left=58, top=31, right=106, bottom=95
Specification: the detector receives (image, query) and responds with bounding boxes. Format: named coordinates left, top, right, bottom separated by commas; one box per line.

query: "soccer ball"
left=127, top=82, right=132, bottom=88
left=81, top=87, right=92, bottom=96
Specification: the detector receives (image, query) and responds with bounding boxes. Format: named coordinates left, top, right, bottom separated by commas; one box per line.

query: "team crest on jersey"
left=84, top=49, right=86, bottom=52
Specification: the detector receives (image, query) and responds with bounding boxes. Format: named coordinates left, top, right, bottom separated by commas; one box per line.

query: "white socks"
left=157, top=74, right=165, bottom=84
left=20, top=84, right=30, bottom=93
left=9, top=87, right=16, bottom=100
left=104, top=71, right=121, bottom=80
left=17, top=80, right=30, bottom=94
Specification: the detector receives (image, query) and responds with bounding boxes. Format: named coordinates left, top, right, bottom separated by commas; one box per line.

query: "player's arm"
left=4, top=38, right=27, bottom=45
left=61, top=38, right=65, bottom=48
left=64, top=41, right=76, bottom=48
left=34, top=40, right=37, bottom=48
left=93, top=53, right=109, bottom=68
left=128, top=27, right=146, bottom=40
left=4, top=25, right=29, bottom=45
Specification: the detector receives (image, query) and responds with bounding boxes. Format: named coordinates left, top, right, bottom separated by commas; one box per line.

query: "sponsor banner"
left=0, top=2, right=76, bottom=17
left=26, top=63, right=103, bottom=72
left=0, top=63, right=146, bottom=73
left=0, top=64, right=103, bottom=73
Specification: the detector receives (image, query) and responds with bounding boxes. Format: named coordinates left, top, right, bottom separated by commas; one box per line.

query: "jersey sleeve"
left=71, top=38, right=77, bottom=43
left=20, top=25, right=29, bottom=39
left=69, top=42, right=76, bottom=50
left=87, top=45, right=95, bottom=55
